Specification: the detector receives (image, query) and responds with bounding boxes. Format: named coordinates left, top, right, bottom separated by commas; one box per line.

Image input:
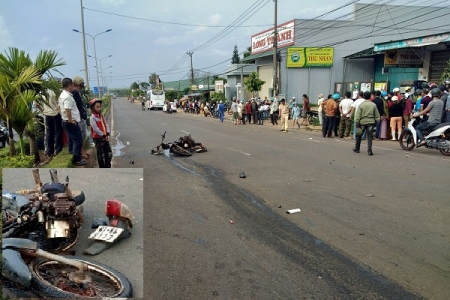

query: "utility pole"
left=187, top=52, right=194, bottom=86
left=80, top=0, right=89, bottom=90
left=272, top=0, right=278, bottom=97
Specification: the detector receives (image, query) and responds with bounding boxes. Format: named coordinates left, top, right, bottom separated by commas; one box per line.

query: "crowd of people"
left=37, top=76, right=112, bottom=167
left=176, top=81, right=450, bottom=156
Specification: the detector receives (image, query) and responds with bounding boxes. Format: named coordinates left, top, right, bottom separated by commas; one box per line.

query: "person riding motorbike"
left=413, top=88, right=445, bottom=147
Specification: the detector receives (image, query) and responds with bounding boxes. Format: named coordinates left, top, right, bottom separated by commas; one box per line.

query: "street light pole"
left=89, top=54, right=112, bottom=96
left=73, top=29, right=112, bottom=98
left=79, top=0, right=89, bottom=89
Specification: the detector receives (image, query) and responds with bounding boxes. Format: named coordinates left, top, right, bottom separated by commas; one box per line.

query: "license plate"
left=88, top=226, right=124, bottom=243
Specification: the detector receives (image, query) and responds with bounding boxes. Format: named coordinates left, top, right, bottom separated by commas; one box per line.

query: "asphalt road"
left=112, top=97, right=450, bottom=299
left=2, top=168, right=144, bottom=298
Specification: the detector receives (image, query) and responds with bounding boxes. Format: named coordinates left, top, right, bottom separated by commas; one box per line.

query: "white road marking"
left=226, top=146, right=251, bottom=156
left=181, top=130, right=190, bottom=135
left=161, top=123, right=166, bottom=125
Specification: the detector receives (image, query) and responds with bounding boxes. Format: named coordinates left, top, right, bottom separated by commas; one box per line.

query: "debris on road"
left=126, top=141, right=130, bottom=145
left=239, top=172, right=246, bottom=178
left=287, top=208, right=301, bottom=214
left=229, top=220, right=234, bottom=224
left=278, top=205, right=282, bottom=208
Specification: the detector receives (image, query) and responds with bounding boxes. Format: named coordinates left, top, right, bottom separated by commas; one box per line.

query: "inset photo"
left=2, top=168, right=143, bottom=298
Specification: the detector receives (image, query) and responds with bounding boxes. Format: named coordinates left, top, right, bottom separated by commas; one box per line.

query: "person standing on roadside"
left=300, top=94, right=310, bottom=126
left=353, top=91, right=380, bottom=155
left=279, top=98, right=289, bottom=132
left=218, top=100, right=225, bottom=122
left=291, top=103, right=301, bottom=129
left=350, top=91, right=366, bottom=140
left=317, top=94, right=325, bottom=125
left=72, top=76, right=90, bottom=159
left=58, top=78, right=86, bottom=166
left=372, top=91, right=384, bottom=139
left=231, top=99, right=239, bottom=125
left=322, top=94, right=338, bottom=137
left=338, top=92, right=353, bottom=139
left=388, top=96, right=403, bottom=141
left=237, top=100, right=244, bottom=125
left=269, top=98, right=278, bottom=126
left=89, top=99, right=112, bottom=168
left=251, top=98, right=258, bottom=124
left=40, top=89, right=63, bottom=157
left=245, top=99, right=252, bottom=124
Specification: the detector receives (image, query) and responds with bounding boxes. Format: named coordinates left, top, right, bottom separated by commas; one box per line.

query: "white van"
left=146, top=89, right=165, bottom=110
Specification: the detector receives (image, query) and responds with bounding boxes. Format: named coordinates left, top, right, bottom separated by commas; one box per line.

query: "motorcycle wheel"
left=399, top=131, right=415, bottom=150
left=29, top=256, right=133, bottom=298
left=307, top=114, right=315, bottom=125
left=228, top=109, right=233, bottom=115
left=171, top=145, right=192, bottom=156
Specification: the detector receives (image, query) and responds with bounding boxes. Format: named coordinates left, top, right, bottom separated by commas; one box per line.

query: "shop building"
left=242, top=3, right=450, bottom=103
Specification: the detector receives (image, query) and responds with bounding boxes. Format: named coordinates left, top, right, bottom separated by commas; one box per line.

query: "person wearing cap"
left=278, top=99, right=289, bottom=132
left=404, top=86, right=412, bottom=99
left=413, top=88, right=445, bottom=147
left=90, top=99, right=112, bottom=168
left=218, top=100, right=225, bottom=122
left=392, top=87, right=402, bottom=101
left=72, top=76, right=90, bottom=159
left=58, top=78, right=86, bottom=166
left=322, top=94, right=338, bottom=137
left=39, top=89, right=63, bottom=157
left=291, top=102, right=301, bottom=129
left=388, top=96, right=403, bottom=140
left=231, top=99, right=239, bottom=125
left=338, top=92, right=353, bottom=139
left=402, top=90, right=414, bottom=130
left=317, top=94, right=325, bottom=125
left=289, top=97, right=296, bottom=119
left=257, top=99, right=264, bottom=125
left=353, top=91, right=380, bottom=155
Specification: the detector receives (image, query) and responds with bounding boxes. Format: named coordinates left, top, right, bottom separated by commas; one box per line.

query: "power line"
left=83, top=7, right=272, bottom=28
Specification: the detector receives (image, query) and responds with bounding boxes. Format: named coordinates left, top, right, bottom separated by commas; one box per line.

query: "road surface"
left=111, top=97, right=449, bottom=299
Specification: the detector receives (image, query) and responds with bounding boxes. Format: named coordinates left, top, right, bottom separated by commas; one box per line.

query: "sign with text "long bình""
left=286, top=47, right=334, bottom=68
left=251, top=20, right=295, bottom=55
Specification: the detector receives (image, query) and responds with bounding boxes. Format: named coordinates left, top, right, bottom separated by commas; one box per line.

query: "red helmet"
left=89, top=98, right=102, bottom=109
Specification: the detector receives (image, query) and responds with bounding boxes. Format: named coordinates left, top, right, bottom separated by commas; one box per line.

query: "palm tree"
left=0, top=47, right=65, bottom=157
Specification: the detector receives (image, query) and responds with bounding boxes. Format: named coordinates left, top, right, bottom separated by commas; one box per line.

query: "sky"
left=1, top=0, right=415, bottom=89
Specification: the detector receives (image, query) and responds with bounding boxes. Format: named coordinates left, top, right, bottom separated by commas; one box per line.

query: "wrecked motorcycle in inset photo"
left=2, top=168, right=138, bottom=298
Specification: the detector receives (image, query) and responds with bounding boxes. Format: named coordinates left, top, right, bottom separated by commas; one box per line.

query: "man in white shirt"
left=317, top=94, right=324, bottom=125
left=58, top=77, right=86, bottom=166
left=338, top=91, right=354, bottom=138
left=350, top=91, right=366, bottom=139
left=40, top=89, right=63, bottom=156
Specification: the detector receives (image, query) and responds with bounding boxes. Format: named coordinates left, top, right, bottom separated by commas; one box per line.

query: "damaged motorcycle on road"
left=2, top=169, right=133, bottom=298
left=151, top=131, right=207, bottom=156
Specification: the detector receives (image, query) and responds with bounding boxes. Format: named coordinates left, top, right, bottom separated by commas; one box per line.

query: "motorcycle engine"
left=429, top=139, right=450, bottom=149
left=45, top=193, right=77, bottom=238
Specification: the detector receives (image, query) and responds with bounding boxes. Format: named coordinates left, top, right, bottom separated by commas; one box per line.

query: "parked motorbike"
left=2, top=169, right=133, bottom=298
left=306, top=110, right=319, bottom=125
left=399, top=116, right=450, bottom=156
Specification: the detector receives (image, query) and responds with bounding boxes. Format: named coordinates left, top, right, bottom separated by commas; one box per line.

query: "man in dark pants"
left=353, top=91, right=380, bottom=155
left=58, top=78, right=86, bottom=166
left=71, top=76, right=89, bottom=159
left=40, top=89, right=63, bottom=156
left=372, top=90, right=384, bottom=139
left=322, top=94, right=338, bottom=137
left=251, top=99, right=258, bottom=124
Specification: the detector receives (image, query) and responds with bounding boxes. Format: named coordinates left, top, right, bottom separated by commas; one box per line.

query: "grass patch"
left=44, top=148, right=73, bottom=168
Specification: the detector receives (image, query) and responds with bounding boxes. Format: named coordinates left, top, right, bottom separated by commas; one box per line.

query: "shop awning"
left=344, top=47, right=384, bottom=59
left=374, top=32, right=450, bottom=52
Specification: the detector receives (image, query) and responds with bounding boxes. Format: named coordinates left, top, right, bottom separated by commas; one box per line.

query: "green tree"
left=440, top=59, right=450, bottom=83
left=243, top=46, right=255, bottom=63
left=210, top=91, right=226, bottom=102
left=165, top=90, right=178, bottom=101
left=140, top=82, right=150, bottom=89
left=130, top=82, right=139, bottom=90
left=149, top=73, right=158, bottom=87
left=0, top=48, right=65, bottom=157
left=244, top=71, right=266, bottom=97
left=231, top=44, right=240, bottom=64
left=183, top=87, right=190, bottom=95
left=212, top=75, right=227, bottom=85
